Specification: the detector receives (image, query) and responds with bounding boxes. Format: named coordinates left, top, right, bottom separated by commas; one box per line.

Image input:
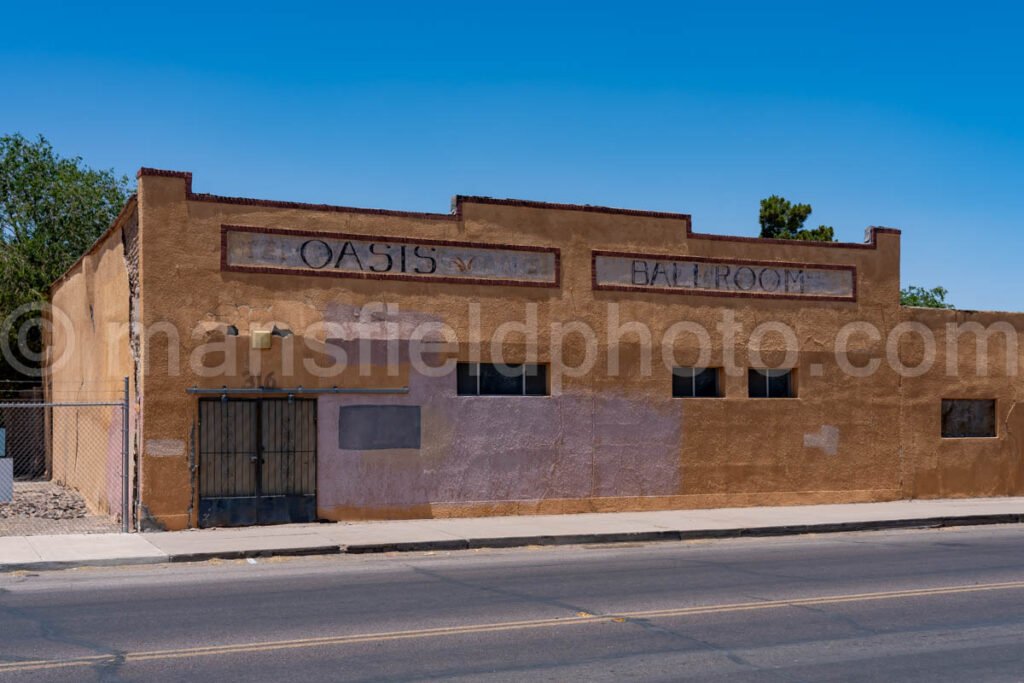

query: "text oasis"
left=222, top=226, right=559, bottom=287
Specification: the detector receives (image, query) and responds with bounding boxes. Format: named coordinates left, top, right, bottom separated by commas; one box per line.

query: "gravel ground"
left=0, top=481, right=118, bottom=535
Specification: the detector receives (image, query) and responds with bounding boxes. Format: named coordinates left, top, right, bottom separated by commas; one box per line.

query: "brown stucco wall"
left=46, top=169, right=1024, bottom=529
left=898, top=307, right=1024, bottom=499
left=45, top=202, right=137, bottom=517
left=124, top=170, right=932, bottom=529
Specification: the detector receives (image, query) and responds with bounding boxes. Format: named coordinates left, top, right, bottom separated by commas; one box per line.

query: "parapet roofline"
left=49, top=194, right=137, bottom=291
left=136, top=167, right=900, bottom=249
left=450, top=195, right=692, bottom=221
left=135, top=168, right=691, bottom=222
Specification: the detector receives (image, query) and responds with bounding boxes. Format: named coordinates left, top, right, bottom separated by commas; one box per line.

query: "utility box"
left=0, top=457, right=12, bottom=504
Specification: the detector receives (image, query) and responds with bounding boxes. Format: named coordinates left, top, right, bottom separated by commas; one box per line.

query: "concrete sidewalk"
left=3, top=497, right=1024, bottom=571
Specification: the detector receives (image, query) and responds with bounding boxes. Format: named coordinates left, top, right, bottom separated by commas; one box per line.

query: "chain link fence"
left=0, top=384, right=129, bottom=536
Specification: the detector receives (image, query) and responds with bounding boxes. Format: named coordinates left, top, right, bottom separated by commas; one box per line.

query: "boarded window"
left=941, top=399, right=996, bottom=438
left=338, top=405, right=421, bottom=450
left=748, top=369, right=795, bottom=398
left=457, top=363, right=549, bottom=396
left=672, top=367, right=721, bottom=398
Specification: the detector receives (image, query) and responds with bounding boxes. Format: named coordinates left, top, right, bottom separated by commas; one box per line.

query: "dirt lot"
left=0, top=481, right=118, bottom=535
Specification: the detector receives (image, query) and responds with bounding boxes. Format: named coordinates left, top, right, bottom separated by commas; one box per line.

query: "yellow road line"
left=2, top=579, right=1023, bottom=674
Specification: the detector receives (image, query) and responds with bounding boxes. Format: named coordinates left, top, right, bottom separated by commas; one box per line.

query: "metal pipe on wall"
left=122, top=376, right=130, bottom=534
left=185, top=387, right=410, bottom=396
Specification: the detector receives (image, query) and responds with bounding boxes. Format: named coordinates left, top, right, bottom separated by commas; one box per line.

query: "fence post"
left=122, top=376, right=130, bottom=533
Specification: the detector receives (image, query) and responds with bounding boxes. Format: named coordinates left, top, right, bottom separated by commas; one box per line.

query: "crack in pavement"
left=0, top=587, right=127, bottom=669
left=404, top=562, right=598, bottom=616
left=619, top=616, right=811, bottom=683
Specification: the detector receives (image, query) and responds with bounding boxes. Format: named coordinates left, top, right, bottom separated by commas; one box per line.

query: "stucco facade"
left=44, top=200, right=136, bottom=518
left=46, top=168, right=1024, bottom=530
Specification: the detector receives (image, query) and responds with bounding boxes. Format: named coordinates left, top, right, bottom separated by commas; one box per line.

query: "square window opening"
left=941, top=399, right=996, bottom=438
left=672, top=367, right=722, bottom=398
left=456, top=362, right=549, bottom=396
left=748, top=368, right=796, bottom=398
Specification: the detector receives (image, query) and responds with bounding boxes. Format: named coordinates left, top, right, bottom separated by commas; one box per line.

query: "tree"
left=0, top=134, right=130, bottom=380
left=759, top=195, right=835, bottom=241
left=900, top=285, right=953, bottom=309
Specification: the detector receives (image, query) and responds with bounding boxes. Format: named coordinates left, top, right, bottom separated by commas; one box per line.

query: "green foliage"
left=759, top=194, right=835, bottom=241
left=0, top=133, right=130, bottom=378
left=900, top=285, right=954, bottom=309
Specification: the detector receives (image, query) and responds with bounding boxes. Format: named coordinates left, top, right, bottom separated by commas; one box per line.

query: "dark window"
left=672, top=367, right=721, bottom=398
left=524, top=364, right=548, bottom=396
left=941, top=399, right=996, bottom=438
left=479, top=363, right=523, bottom=395
left=748, top=369, right=795, bottom=398
left=456, top=362, right=478, bottom=395
left=456, top=363, right=549, bottom=396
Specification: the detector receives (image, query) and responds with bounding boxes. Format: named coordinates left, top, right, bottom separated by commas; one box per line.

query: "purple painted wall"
left=316, top=366, right=683, bottom=514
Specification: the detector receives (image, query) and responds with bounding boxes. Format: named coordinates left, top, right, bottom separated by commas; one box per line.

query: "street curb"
left=0, top=545, right=346, bottom=572
left=3, top=514, right=1023, bottom=571
left=341, top=514, right=1024, bottom=554
left=166, top=545, right=343, bottom=563
left=0, top=555, right=169, bottom=572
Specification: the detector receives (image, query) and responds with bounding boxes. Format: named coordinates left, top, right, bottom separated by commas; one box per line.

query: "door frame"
left=197, top=397, right=318, bottom=528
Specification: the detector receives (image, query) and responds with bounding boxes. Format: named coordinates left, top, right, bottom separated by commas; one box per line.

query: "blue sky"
left=2, top=2, right=1022, bottom=310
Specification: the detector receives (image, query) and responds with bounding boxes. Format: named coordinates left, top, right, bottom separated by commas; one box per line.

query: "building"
left=45, top=168, right=1024, bottom=530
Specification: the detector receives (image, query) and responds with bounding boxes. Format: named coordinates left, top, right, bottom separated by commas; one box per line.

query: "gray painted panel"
left=225, top=230, right=557, bottom=285
left=339, top=405, right=422, bottom=450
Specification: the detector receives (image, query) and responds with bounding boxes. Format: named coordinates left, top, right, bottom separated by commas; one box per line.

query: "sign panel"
left=222, top=226, right=559, bottom=288
left=593, top=251, right=855, bottom=301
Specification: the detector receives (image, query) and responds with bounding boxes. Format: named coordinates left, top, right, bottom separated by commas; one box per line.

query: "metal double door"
left=198, top=398, right=317, bottom=527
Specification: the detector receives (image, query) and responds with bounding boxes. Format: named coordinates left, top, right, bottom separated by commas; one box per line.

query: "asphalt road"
left=3, top=526, right=1024, bottom=682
